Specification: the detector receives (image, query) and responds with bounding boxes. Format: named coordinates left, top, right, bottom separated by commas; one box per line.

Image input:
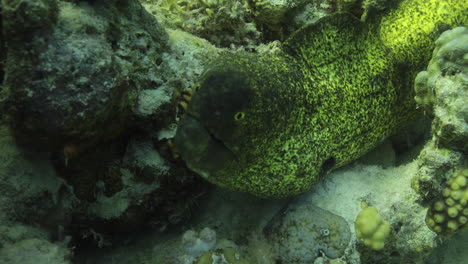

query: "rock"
left=2, top=0, right=169, bottom=147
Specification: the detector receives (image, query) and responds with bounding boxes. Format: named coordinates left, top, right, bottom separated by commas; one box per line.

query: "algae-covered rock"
left=2, top=0, right=169, bottom=146
left=249, top=0, right=308, bottom=33
left=412, top=141, right=464, bottom=200
left=264, top=200, right=351, bottom=262
left=1, top=0, right=210, bottom=248
left=86, top=138, right=170, bottom=221
left=141, top=0, right=328, bottom=47
left=301, top=159, right=441, bottom=264
left=336, top=0, right=394, bottom=19
left=142, top=0, right=261, bottom=48
left=61, top=136, right=208, bottom=239
left=292, top=0, right=332, bottom=26
left=412, top=27, right=467, bottom=206
left=414, top=26, right=468, bottom=153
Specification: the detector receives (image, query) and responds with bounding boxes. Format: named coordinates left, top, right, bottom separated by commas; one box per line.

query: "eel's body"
left=175, top=0, right=468, bottom=198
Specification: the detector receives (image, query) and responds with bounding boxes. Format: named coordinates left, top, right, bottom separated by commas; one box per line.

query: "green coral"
left=426, top=168, right=468, bottom=235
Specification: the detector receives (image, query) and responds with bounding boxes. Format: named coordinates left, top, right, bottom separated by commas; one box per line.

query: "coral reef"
left=264, top=200, right=351, bottom=262
left=425, top=168, right=468, bottom=235
left=0, top=1, right=467, bottom=264
left=0, top=0, right=210, bottom=254
left=302, top=152, right=438, bottom=263
left=61, top=153, right=466, bottom=264
left=183, top=228, right=217, bottom=255
left=336, top=0, right=394, bottom=19
left=293, top=0, right=332, bottom=26
left=141, top=0, right=261, bottom=49
left=412, top=27, right=467, bottom=236
left=2, top=0, right=169, bottom=146
left=141, top=0, right=337, bottom=47
left=414, top=26, right=468, bottom=153
left=174, top=225, right=269, bottom=264
left=56, top=135, right=208, bottom=243
left=354, top=203, right=391, bottom=250
left=412, top=141, right=464, bottom=200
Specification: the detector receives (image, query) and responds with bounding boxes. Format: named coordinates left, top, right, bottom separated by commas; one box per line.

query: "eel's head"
left=174, top=68, right=256, bottom=179
left=174, top=53, right=309, bottom=197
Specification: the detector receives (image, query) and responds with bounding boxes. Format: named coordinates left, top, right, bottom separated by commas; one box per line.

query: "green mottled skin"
left=179, top=0, right=468, bottom=198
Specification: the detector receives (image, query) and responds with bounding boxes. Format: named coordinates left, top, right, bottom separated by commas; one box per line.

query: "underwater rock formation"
left=141, top=0, right=262, bottom=48
left=182, top=228, right=217, bottom=258
left=0, top=0, right=211, bottom=253
left=412, top=27, right=468, bottom=237
left=414, top=26, right=468, bottom=153
left=173, top=226, right=270, bottom=264
left=141, top=0, right=340, bottom=47
left=0, top=123, right=75, bottom=242
left=2, top=0, right=169, bottom=146
left=303, top=161, right=439, bottom=264
left=0, top=121, right=74, bottom=263
left=264, top=200, right=351, bottom=262
left=81, top=137, right=207, bottom=234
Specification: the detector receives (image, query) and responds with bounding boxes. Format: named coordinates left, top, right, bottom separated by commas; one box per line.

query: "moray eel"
left=174, top=0, right=468, bottom=198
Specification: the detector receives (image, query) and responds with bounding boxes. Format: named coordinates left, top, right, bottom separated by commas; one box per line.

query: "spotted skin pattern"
left=176, top=0, right=468, bottom=198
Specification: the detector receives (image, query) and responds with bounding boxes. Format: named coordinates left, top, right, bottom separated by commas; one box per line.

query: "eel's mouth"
left=174, top=114, right=235, bottom=179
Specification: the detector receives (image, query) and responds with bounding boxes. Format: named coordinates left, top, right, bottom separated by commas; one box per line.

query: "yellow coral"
left=426, top=168, right=468, bottom=235
left=355, top=203, right=391, bottom=250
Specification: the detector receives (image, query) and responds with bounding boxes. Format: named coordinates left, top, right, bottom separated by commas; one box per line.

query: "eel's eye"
left=234, top=111, right=245, bottom=121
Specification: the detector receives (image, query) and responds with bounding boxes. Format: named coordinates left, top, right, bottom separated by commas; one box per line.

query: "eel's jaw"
left=174, top=115, right=235, bottom=179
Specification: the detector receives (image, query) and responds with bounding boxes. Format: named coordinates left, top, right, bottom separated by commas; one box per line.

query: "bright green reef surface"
left=175, top=0, right=468, bottom=198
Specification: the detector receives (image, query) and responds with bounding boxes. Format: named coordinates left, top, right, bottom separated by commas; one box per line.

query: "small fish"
left=175, top=0, right=468, bottom=198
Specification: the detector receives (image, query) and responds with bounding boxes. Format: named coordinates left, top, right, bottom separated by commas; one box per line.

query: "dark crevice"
left=319, top=156, right=336, bottom=177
